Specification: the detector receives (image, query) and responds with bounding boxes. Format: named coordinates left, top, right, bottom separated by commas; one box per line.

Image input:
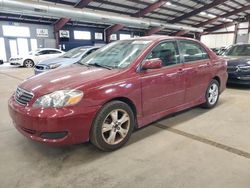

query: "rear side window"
left=180, top=41, right=209, bottom=63
left=48, top=50, right=61, bottom=54
left=38, top=50, right=61, bottom=55
left=37, top=50, right=49, bottom=55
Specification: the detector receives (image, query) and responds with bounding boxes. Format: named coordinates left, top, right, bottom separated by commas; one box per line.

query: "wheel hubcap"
left=102, top=109, right=130, bottom=145
left=25, top=60, right=33, bottom=68
left=208, top=83, right=219, bottom=105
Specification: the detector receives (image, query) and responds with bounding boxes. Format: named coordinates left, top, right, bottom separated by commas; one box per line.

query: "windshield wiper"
left=88, top=63, right=112, bottom=70
left=76, top=61, right=89, bottom=66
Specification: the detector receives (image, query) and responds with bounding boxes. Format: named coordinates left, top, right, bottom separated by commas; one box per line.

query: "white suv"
left=9, top=48, right=64, bottom=68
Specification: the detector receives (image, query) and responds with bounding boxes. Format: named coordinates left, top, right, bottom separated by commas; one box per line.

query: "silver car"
left=34, top=46, right=100, bottom=75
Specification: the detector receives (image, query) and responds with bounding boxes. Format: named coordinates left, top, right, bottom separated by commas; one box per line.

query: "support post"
left=145, top=27, right=161, bottom=36
left=105, top=24, right=124, bottom=43
left=234, top=22, right=239, bottom=44
left=53, top=18, right=71, bottom=48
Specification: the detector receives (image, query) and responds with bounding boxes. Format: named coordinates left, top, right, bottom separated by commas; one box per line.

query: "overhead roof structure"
left=0, top=0, right=249, bottom=35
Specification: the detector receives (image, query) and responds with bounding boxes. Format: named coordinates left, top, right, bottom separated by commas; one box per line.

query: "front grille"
left=227, top=66, right=237, bottom=73
left=15, top=87, right=34, bottom=106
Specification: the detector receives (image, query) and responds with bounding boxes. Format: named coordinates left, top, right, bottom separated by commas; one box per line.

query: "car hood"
left=10, top=54, right=31, bottom=59
left=223, top=56, right=250, bottom=66
left=19, top=64, right=121, bottom=96
left=37, top=57, right=79, bottom=66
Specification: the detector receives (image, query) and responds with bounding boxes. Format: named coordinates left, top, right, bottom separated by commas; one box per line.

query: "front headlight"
left=49, top=63, right=61, bottom=69
left=240, top=65, right=250, bottom=71
left=10, top=57, right=23, bottom=61
left=33, top=90, right=83, bottom=108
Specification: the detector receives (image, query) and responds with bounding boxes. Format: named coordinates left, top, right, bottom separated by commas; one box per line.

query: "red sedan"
left=8, top=36, right=228, bottom=151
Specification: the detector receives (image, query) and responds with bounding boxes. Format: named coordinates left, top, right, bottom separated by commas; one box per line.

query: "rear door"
left=179, top=40, right=211, bottom=103
left=141, top=40, right=185, bottom=116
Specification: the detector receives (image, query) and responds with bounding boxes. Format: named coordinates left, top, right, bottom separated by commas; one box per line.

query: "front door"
left=141, top=41, right=185, bottom=116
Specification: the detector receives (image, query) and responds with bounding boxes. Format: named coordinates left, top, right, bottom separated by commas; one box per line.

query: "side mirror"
left=35, top=53, right=40, bottom=56
left=142, top=58, right=163, bottom=70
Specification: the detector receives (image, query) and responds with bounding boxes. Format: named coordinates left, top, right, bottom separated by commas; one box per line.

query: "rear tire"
left=23, top=59, right=34, bottom=68
left=202, top=79, right=220, bottom=109
left=90, top=101, right=135, bottom=151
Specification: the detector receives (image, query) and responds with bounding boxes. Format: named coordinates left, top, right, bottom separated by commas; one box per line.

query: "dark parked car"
left=217, top=46, right=228, bottom=55
left=223, top=44, right=250, bottom=85
left=0, top=59, right=3, bottom=65
left=211, top=47, right=228, bottom=56
left=211, top=48, right=220, bottom=54
left=8, top=36, right=228, bottom=151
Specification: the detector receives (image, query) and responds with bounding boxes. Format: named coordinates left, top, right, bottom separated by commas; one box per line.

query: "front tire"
left=90, top=101, right=135, bottom=151
left=202, top=79, right=220, bottom=109
left=23, top=59, right=34, bottom=68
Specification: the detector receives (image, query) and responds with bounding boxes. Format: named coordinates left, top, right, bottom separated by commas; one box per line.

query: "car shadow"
left=0, top=64, right=24, bottom=69
left=23, top=100, right=226, bottom=167
left=227, top=83, right=250, bottom=90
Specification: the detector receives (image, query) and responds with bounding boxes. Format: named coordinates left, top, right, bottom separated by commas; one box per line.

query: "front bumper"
left=9, top=59, right=23, bottom=66
left=227, top=77, right=250, bottom=85
left=8, top=95, right=100, bottom=145
left=228, top=72, right=250, bottom=85
left=34, top=68, right=48, bottom=75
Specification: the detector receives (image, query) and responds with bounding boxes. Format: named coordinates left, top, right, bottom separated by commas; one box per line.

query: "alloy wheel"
left=208, top=83, right=219, bottom=105
left=101, top=109, right=130, bottom=145
left=24, top=60, right=34, bottom=68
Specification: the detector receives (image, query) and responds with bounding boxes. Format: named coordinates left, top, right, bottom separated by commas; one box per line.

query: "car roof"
left=121, top=35, right=200, bottom=43
left=76, top=46, right=100, bottom=50
left=231, top=43, right=250, bottom=46
left=37, top=48, right=63, bottom=51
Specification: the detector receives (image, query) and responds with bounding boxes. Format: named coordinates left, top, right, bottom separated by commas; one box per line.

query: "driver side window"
left=146, top=41, right=180, bottom=67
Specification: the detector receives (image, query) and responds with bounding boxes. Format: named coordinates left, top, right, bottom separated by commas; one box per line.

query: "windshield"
left=78, top=40, right=152, bottom=69
left=224, top=45, right=250, bottom=56
left=61, top=47, right=88, bottom=58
